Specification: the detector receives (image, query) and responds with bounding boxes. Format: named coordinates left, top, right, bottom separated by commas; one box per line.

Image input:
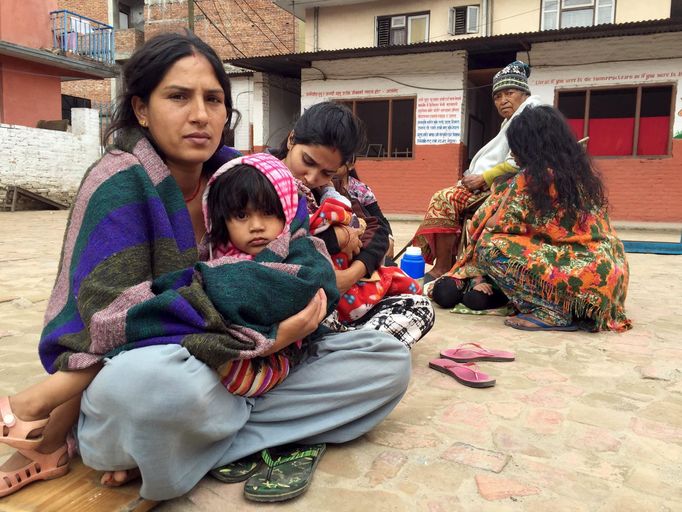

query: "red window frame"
left=555, top=84, right=675, bottom=158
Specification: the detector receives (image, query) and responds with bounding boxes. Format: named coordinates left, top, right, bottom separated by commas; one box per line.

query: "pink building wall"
left=0, top=0, right=70, bottom=126
left=0, top=0, right=57, bottom=49
left=1, top=57, right=62, bottom=126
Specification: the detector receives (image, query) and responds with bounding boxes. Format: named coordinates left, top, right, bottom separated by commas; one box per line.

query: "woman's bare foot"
left=101, top=468, right=141, bottom=487
left=504, top=315, right=542, bottom=329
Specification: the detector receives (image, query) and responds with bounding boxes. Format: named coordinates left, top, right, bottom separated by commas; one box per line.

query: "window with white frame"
left=449, top=5, right=480, bottom=35
left=377, top=12, right=429, bottom=47
left=541, top=0, right=614, bottom=30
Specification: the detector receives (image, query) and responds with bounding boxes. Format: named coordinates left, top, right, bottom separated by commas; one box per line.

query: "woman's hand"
left=472, top=281, right=493, bottom=295
left=334, top=225, right=362, bottom=257
left=335, top=260, right=367, bottom=294
left=264, top=289, right=327, bottom=355
left=461, top=175, right=487, bottom=192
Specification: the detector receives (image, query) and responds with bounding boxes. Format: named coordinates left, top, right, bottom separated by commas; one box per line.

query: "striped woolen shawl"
left=38, top=130, right=338, bottom=373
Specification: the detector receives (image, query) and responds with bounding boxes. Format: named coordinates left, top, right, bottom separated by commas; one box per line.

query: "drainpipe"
left=482, top=0, right=490, bottom=36
left=313, top=7, right=319, bottom=51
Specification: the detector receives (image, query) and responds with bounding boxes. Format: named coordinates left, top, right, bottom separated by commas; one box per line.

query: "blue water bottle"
left=400, top=246, right=425, bottom=280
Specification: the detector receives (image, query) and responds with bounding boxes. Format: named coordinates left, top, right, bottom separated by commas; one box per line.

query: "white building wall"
left=306, top=0, right=486, bottom=51
left=301, top=51, right=467, bottom=145
left=0, top=108, right=101, bottom=206
left=524, top=33, right=682, bottom=136
left=230, top=76, right=253, bottom=152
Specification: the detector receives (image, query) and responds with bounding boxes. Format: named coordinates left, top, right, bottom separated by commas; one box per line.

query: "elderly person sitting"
left=413, top=60, right=542, bottom=283
left=440, top=106, right=631, bottom=332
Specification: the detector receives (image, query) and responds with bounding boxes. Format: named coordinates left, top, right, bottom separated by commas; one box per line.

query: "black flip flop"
left=244, top=443, right=326, bottom=502
left=209, top=452, right=262, bottom=483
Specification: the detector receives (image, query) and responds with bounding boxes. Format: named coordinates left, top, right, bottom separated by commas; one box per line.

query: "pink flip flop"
left=440, top=342, right=515, bottom=363
left=428, top=358, right=496, bottom=388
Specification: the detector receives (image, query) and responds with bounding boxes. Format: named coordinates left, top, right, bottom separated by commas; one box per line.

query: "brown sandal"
left=1, top=396, right=50, bottom=450
left=0, top=444, right=70, bottom=497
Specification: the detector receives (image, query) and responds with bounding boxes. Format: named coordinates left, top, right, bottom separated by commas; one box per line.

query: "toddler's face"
left=226, top=207, right=285, bottom=256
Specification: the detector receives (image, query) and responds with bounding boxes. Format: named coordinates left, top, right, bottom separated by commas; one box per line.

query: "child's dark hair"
left=506, top=105, right=606, bottom=224
left=207, top=165, right=285, bottom=247
left=272, top=101, right=366, bottom=164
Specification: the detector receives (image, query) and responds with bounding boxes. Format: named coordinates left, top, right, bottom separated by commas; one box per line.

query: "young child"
left=307, top=168, right=421, bottom=324
left=0, top=154, right=338, bottom=482
left=201, top=153, right=338, bottom=396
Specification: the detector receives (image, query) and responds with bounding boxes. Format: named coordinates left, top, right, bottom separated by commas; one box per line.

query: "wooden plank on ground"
left=0, top=458, right=158, bottom=512
left=7, top=186, right=68, bottom=211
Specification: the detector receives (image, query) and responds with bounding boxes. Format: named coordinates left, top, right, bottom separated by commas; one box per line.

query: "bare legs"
left=1, top=366, right=101, bottom=478
left=426, top=232, right=457, bottom=279
left=7, top=365, right=101, bottom=425
left=0, top=396, right=80, bottom=474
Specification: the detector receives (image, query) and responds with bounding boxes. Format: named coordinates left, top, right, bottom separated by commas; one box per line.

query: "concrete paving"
left=1, top=211, right=681, bottom=511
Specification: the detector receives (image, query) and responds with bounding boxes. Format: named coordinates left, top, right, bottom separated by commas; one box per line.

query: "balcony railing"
left=50, top=10, right=115, bottom=65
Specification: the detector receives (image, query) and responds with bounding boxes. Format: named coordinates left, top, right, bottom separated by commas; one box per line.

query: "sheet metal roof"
left=226, top=18, right=682, bottom=78
left=0, top=40, right=117, bottom=80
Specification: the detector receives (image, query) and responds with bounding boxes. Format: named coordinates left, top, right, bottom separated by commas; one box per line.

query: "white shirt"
left=464, top=95, right=543, bottom=176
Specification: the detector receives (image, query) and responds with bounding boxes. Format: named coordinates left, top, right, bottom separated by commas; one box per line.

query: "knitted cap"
left=492, top=60, right=531, bottom=95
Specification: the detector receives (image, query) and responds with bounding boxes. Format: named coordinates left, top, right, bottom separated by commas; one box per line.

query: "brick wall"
left=597, top=139, right=682, bottom=222
left=57, top=0, right=108, bottom=25
left=357, top=143, right=464, bottom=214
left=115, top=27, right=145, bottom=60
left=56, top=0, right=297, bottom=109
left=61, top=79, right=112, bottom=106
left=57, top=1, right=113, bottom=105
left=300, top=52, right=467, bottom=214
left=364, top=140, right=682, bottom=220
left=145, top=0, right=298, bottom=59
left=0, top=109, right=101, bottom=206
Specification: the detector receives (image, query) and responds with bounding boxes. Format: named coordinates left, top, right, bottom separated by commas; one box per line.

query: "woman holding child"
left=435, top=105, right=631, bottom=332
left=0, top=32, right=419, bottom=503
left=270, top=103, right=434, bottom=348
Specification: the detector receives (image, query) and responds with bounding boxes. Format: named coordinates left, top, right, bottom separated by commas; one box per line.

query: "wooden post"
left=188, top=0, right=194, bottom=31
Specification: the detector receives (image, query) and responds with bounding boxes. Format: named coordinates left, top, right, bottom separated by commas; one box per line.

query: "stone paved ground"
left=1, top=211, right=681, bottom=511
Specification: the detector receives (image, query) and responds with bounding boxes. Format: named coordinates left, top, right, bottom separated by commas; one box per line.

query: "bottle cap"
left=405, top=246, right=422, bottom=256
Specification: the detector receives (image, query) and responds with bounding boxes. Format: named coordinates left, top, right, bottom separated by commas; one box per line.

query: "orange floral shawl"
left=449, top=172, right=631, bottom=332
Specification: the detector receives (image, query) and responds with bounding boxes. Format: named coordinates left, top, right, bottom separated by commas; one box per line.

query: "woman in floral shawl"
left=443, top=105, right=631, bottom=332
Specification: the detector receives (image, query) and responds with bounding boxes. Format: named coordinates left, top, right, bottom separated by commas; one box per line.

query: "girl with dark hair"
left=0, top=34, right=412, bottom=503
left=270, top=101, right=434, bottom=349
left=199, top=153, right=338, bottom=396
left=440, top=105, right=630, bottom=332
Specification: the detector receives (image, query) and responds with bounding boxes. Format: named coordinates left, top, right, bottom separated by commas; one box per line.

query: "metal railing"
left=50, top=10, right=115, bottom=64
